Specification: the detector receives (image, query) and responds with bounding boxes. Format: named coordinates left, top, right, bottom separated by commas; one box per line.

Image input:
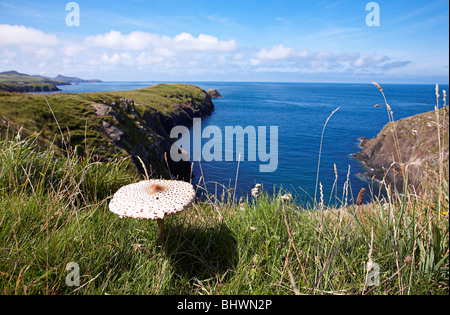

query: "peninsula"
left=0, top=70, right=102, bottom=93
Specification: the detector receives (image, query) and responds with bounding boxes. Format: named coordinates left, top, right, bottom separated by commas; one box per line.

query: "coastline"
left=0, top=83, right=215, bottom=181
left=352, top=108, right=449, bottom=192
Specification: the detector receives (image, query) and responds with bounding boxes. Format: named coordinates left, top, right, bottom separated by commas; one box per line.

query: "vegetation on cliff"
left=354, top=84, right=449, bottom=194
left=0, top=82, right=62, bottom=93
left=355, top=107, right=449, bottom=191
left=0, top=83, right=214, bottom=179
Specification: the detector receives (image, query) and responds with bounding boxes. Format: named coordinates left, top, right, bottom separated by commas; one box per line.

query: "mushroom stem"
left=157, top=218, right=165, bottom=242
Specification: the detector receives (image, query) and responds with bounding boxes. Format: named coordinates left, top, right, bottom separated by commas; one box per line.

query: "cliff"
left=0, top=84, right=215, bottom=181
left=353, top=107, right=449, bottom=192
left=0, top=82, right=62, bottom=92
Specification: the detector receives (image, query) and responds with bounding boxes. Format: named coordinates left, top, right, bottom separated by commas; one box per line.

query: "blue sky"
left=0, top=0, right=448, bottom=83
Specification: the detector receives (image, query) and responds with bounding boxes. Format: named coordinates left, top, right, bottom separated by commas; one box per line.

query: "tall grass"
left=0, top=85, right=448, bottom=295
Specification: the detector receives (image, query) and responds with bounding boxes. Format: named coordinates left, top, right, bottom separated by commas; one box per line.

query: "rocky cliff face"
left=0, top=82, right=61, bottom=92
left=0, top=84, right=216, bottom=182
left=353, top=108, right=449, bottom=192
left=90, top=85, right=215, bottom=181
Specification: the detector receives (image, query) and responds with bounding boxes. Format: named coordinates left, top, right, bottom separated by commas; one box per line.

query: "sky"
left=0, top=0, right=448, bottom=83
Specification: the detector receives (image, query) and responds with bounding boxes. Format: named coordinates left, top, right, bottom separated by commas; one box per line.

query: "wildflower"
left=251, top=184, right=261, bottom=198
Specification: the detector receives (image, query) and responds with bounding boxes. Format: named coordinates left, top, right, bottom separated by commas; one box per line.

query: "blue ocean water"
left=59, top=82, right=449, bottom=204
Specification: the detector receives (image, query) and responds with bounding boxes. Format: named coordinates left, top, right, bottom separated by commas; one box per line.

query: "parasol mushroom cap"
left=109, top=179, right=196, bottom=220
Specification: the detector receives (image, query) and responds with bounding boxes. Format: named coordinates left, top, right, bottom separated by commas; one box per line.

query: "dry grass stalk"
left=372, top=82, right=404, bottom=176
left=314, top=107, right=341, bottom=204
left=434, top=84, right=444, bottom=215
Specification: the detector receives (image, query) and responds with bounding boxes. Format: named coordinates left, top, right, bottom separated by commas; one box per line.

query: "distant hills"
left=54, top=74, right=102, bottom=84
left=0, top=70, right=102, bottom=92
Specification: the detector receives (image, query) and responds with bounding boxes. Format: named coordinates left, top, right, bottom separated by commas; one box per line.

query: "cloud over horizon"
left=0, top=24, right=427, bottom=82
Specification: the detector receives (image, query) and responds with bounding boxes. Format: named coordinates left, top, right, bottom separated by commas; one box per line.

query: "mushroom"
left=109, top=179, right=196, bottom=242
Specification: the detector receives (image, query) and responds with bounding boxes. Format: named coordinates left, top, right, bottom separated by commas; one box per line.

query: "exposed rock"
left=206, top=89, right=222, bottom=99
left=353, top=108, right=449, bottom=192
left=99, top=85, right=214, bottom=181
left=101, top=121, right=124, bottom=143
left=91, top=103, right=112, bottom=117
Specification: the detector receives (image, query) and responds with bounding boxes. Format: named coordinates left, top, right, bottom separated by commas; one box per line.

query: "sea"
left=57, top=81, right=449, bottom=205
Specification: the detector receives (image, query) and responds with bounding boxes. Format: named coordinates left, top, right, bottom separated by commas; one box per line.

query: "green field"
left=0, top=129, right=448, bottom=295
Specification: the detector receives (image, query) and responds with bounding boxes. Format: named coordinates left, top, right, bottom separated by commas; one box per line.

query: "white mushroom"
left=109, top=179, right=196, bottom=242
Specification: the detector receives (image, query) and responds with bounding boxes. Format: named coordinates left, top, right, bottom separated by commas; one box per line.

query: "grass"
left=0, top=83, right=212, bottom=179
left=0, top=85, right=448, bottom=295
left=1, top=132, right=448, bottom=295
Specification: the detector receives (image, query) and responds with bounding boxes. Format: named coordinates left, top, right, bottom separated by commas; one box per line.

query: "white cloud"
left=351, top=54, right=389, bottom=68
left=62, top=43, right=86, bottom=57
left=0, top=24, right=417, bottom=81
left=99, top=52, right=133, bottom=65
left=85, top=31, right=165, bottom=50
left=0, top=24, right=58, bottom=47
left=85, top=30, right=236, bottom=52
left=249, top=45, right=411, bottom=75
left=257, top=45, right=293, bottom=59
left=250, top=58, right=261, bottom=66
left=173, top=32, right=236, bottom=51
left=34, top=47, right=55, bottom=60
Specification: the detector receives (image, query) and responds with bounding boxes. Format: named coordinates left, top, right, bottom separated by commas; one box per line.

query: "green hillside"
left=0, top=83, right=214, bottom=179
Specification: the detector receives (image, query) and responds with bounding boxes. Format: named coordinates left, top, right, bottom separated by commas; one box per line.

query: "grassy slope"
left=0, top=133, right=448, bottom=295
left=0, top=83, right=211, bottom=177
